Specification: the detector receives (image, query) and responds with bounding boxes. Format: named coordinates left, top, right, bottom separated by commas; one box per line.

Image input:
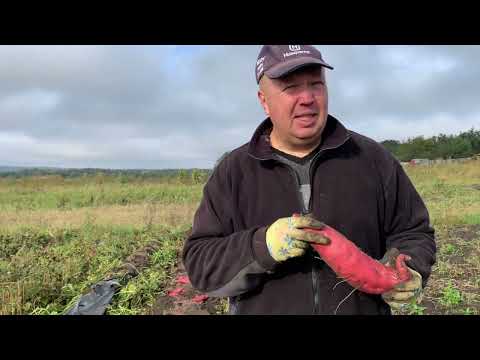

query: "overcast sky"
left=1, top=45, right=479, bottom=169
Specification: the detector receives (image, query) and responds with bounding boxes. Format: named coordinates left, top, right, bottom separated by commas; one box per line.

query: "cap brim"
left=265, top=57, right=334, bottom=79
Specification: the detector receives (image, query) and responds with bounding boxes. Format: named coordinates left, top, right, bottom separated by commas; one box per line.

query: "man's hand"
left=380, top=248, right=423, bottom=310
left=266, top=214, right=330, bottom=262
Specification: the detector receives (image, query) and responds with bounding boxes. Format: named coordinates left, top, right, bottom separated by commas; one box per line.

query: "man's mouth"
left=294, top=113, right=318, bottom=127
left=295, top=113, right=318, bottom=119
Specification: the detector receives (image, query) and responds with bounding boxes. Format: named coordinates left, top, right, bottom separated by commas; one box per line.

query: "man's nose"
left=298, top=87, right=315, bottom=104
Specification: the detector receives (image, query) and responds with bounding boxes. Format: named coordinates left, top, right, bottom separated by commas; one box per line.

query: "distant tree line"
left=4, top=129, right=480, bottom=181
left=381, top=128, right=480, bottom=162
left=0, top=167, right=212, bottom=184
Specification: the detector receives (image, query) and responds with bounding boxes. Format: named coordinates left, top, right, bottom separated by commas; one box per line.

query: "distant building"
left=410, top=159, right=431, bottom=166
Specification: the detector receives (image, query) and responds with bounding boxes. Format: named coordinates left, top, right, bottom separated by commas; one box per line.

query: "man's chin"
left=294, top=129, right=322, bottom=141
left=292, top=134, right=322, bottom=147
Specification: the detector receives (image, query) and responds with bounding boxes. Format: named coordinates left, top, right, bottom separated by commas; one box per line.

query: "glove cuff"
left=251, top=226, right=278, bottom=272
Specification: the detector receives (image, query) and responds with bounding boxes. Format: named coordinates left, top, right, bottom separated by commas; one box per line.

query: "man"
left=182, top=45, right=436, bottom=315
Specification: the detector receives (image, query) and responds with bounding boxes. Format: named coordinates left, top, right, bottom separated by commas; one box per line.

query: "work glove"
left=380, top=248, right=423, bottom=310
left=266, top=214, right=330, bottom=262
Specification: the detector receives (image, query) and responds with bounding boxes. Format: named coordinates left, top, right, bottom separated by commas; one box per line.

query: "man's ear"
left=257, top=90, right=270, bottom=116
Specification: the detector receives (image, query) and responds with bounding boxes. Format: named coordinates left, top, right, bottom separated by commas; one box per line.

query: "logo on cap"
left=256, top=56, right=266, bottom=78
left=289, top=45, right=301, bottom=51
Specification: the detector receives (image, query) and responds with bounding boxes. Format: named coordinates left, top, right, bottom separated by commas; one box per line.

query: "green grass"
left=0, top=222, right=188, bottom=315
left=404, top=161, right=480, bottom=227
left=439, top=282, right=464, bottom=307
left=0, top=183, right=204, bottom=211
left=439, top=243, right=462, bottom=257
left=462, top=213, right=480, bottom=225
left=2, top=162, right=480, bottom=315
left=461, top=308, right=476, bottom=315
left=401, top=301, right=427, bottom=315
left=0, top=174, right=201, bottom=315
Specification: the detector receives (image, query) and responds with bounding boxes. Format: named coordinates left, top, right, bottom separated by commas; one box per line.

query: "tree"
left=459, top=128, right=480, bottom=154
left=381, top=140, right=400, bottom=155
left=449, top=137, right=473, bottom=158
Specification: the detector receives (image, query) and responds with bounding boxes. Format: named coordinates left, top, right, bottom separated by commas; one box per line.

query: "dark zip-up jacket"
left=182, top=115, right=436, bottom=315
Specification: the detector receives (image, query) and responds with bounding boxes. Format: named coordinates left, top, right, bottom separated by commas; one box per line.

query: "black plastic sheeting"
left=65, top=280, right=121, bottom=315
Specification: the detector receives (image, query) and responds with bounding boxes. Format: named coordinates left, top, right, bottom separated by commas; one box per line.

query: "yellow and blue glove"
left=266, top=215, right=330, bottom=262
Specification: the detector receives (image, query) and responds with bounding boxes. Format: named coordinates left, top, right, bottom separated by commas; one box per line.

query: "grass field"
left=394, top=162, right=480, bottom=315
left=1, top=161, right=479, bottom=315
left=0, top=175, right=202, bottom=315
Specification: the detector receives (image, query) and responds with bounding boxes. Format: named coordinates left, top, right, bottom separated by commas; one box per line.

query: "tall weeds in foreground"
left=0, top=223, right=189, bottom=315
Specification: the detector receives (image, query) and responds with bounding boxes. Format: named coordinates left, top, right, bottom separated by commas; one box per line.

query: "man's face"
left=258, top=66, right=328, bottom=149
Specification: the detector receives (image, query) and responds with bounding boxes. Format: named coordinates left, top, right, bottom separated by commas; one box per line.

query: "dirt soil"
left=396, top=224, right=480, bottom=315
left=149, top=259, right=225, bottom=315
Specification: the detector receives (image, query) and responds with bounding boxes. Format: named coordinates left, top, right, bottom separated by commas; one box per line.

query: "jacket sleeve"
left=381, top=155, right=437, bottom=288
left=182, top=155, right=278, bottom=297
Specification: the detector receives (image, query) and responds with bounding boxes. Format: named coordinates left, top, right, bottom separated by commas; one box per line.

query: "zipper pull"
left=309, top=247, right=324, bottom=262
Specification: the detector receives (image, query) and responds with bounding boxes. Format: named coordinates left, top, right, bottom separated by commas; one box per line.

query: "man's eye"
left=283, top=84, right=297, bottom=91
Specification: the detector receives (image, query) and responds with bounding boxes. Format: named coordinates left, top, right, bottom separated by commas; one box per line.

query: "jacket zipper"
left=308, top=136, right=352, bottom=315
left=281, top=163, right=320, bottom=315
left=308, top=151, right=323, bottom=315
left=281, top=164, right=306, bottom=214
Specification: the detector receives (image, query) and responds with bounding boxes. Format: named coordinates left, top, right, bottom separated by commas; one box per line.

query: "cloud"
left=322, top=45, right=480, bottom=141
left=0, top=45, right=479, bottom=168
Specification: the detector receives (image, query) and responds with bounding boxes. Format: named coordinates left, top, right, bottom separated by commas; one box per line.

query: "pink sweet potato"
left=300, top=218, right=411, bottom=294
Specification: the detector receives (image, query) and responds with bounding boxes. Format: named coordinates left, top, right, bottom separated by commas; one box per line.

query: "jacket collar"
left=247, top=114, right=352, bottom=161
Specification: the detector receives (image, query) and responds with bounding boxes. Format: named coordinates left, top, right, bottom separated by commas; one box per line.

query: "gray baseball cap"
left=255, top=45, right=333, bottom=84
